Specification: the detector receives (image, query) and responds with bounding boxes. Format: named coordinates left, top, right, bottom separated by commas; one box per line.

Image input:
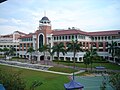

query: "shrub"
left=0, top=68, right=26, bottom=90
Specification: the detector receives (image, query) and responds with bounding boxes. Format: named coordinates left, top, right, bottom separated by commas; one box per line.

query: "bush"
left=0, top=68, right=26, bottom=90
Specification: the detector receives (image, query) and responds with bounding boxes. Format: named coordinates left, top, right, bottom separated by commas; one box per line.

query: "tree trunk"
left=57, top=52, right=59, bottom=64
left=86, top=64, right=87, bottom=71
left=91, top=63, right=92, bottom=71
left=44, top=52, right=45, bottom=65
left=73, top=52, right=76, bottom=69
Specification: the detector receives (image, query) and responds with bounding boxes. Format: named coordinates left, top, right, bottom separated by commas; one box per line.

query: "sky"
left=0, top=0, right=120, bottom=35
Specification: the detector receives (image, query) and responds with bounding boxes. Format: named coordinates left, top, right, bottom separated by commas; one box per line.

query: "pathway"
left=0, top=60, right=85, bottom=75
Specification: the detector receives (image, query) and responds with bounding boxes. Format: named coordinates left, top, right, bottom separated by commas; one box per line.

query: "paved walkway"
left=0, top=60, right=85, bottom=75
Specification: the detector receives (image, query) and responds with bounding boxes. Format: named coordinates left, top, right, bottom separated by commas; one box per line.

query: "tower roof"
left=39, top=16, right=51, bottom=23
left=41, top=16, right=50, bottom=21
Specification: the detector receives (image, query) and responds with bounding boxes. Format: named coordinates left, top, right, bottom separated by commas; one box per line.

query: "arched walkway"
left=40, top=55, right=44, bottom=61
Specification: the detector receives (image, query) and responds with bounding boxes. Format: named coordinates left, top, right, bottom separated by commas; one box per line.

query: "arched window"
left=39, top=34, right=43, bottom=48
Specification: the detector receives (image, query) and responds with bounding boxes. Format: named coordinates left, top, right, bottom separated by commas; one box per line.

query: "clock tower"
left=36, top=16, right=52, bottom=48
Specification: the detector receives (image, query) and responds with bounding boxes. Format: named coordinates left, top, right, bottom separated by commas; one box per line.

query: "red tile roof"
left=88, top=30, right=120, bottom=36
left=0, top=34, right=13, bottom=38
left=52, top=29, right=87, bottom=36
left=19, top=33, right=35, bottom=39
left=15, top=31, right=26, bottom=35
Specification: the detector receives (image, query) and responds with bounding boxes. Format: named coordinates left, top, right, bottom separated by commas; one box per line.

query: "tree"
left=47, top=45, right=55, bottom=61
left=0, top=48, right=3, bottom=52
left=109, top=73, right=120, bottom=90
left=84, top=47, right=98, bottom=71
left=108, top=41, right=117, bottom=62
left=30, top=80, right=43, bottom=90
left=9, top=47, right=16, bottom=57
left=67, top=40, right=82, bottom=68
left=115, top=47, right=120, bottom=63
left=2, top=47, right=9, bottom=60
left=0, top=69, right=26, bottom=90
left=38, top=45, right=49, bottom=64
left=52, top=42, right=66, bottom=64
left=27, top=47, right=35, bottom=63
left=83, top=51, right=91, bottom=71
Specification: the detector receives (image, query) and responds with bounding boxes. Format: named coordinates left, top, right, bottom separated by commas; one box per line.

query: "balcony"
left=0, top=38, right=13, bottom=43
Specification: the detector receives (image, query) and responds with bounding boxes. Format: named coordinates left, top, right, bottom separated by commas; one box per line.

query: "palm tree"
left=83, top=51, right=91, bottom=71
left=114, top=47, right=120, bottom=63
left=30, top=80, right=43, bottom=90
left=84, top=47, right=98, bottom=71
left=52, top=42, right=66, bottom=64
left=0, top=48, right=3, bottom=52
left=9, top=47, right=16, bottom=57
left=108, top=41, right=117, bottom=62
left=109, top=73, right=120, bottom=90
left=38, top=44, right=49, bottom=64
left=47, top=45, right=55, bottom=61
left=27, top=47, right=35, bottom=63
left=2, top=47, right=9, bottom=60
left=67, top=40, right=82, bottom=68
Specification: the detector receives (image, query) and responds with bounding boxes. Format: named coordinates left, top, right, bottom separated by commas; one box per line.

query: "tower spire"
left=44, top=11, right=46, bottom=16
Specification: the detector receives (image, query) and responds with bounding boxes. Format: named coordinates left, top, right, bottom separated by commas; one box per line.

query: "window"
left=98, top=37, right=100, bottom=40
left=105, top=49, right=108, bottom=52
left=62, top=36, right=64, bottom=40
left=20, top=44, right=22, bottom=47
left=99, top=49, right=103, bottom=52
left=72, top=35, right=74, bottom=39
left=91, top=37, right=94, bottom=40
left=86, top=42, right=88, bottom=47
left=24, top=43, right=26, bottom=47
left=95, top=37, right=97, bottom=40
left=65, top=36, right=67, bottom=40
left=92, top=42, right=96, bottom=47
left=69, top=35, right=71, bottom=39
left=99, top=42, right=103, bottom=47
left=118, top=43, right=120, bottom=46
left=57, top=36, right=58, bottom=40
left=54, top=37, right=56, bottom=40
left=31, top=38, right=33, bottom=41
left=27, top=43, right=29, bottom=47
left=59, top=36, right=61, bottom=40
left=75, top=35, right=77, bottom=39
left=108, top=36, right=111, bottom=40
left=105, top=36, right=107, bottom=40
left=83, top=42, right=85, bottom=47
left=101, top=37, right=103, bottom=40
left=105, top=42, right=108, bottom=47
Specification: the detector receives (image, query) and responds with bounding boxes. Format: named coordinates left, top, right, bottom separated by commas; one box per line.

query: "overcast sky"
left=0, top=0, right=120, bottom=35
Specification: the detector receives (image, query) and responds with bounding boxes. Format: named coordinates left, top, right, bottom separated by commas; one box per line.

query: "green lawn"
left=49, top=66, right=78, bottom=73
left=0, top=64, right=69, bottom=90
left=54, top=61, right=120, bottom=70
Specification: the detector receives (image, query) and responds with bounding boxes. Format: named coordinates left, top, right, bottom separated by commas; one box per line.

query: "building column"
left=77, top=57, right=79, bottom=62
left=81, top=57, right=83, bottom=62
left=37, top=55, right=40, bottom=61
left=64, top=56, right=66, bottom=61
left=70, top=57, right=72, bottom=61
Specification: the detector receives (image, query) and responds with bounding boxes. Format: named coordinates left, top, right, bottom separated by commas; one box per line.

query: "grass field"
left=55, top=61, right=120, bottom=70
left=0, top=64, right=69, bottom=90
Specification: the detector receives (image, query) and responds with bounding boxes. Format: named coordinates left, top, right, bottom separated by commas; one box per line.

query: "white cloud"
left=0, top=18, right=9, bottom=23
left=0, top=0, right=120, bottom=35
